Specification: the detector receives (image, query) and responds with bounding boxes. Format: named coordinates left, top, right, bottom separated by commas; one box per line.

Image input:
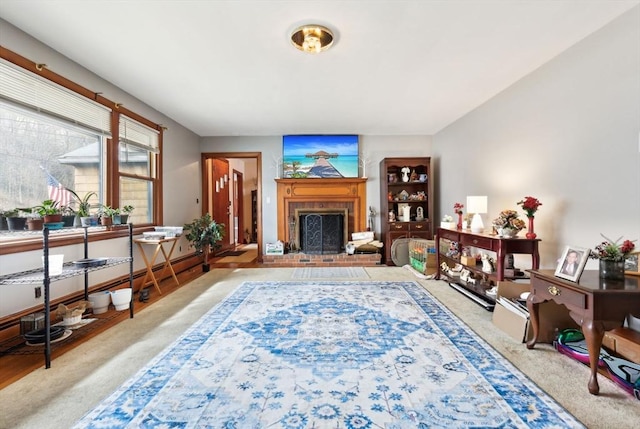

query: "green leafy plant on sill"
left=65, top=189, right=97, bottom=217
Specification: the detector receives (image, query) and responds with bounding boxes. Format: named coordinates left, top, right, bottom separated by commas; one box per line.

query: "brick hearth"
left=262, top=252, right=381, bottom=267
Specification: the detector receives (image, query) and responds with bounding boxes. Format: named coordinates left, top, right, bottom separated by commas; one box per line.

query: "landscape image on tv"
left=282, top=135, right=359, bottom=178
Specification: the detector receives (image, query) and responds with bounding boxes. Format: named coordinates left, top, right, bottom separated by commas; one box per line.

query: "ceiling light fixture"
left=290, top=25, right=334, bottom=54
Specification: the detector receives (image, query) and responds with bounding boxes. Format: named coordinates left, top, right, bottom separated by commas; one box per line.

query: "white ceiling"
left=1, top=1, right=638, bottom=137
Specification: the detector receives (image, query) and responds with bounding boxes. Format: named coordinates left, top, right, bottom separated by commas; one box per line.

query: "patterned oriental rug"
left=73, top=281, right=584, bottom=428
left=292, top=266, right=369, bottom=279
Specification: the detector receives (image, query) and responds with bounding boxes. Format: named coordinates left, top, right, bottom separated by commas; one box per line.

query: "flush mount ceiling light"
left=290, top=25, right=334, bottom=54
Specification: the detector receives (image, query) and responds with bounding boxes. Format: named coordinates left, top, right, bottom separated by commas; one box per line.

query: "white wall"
left=200, top=135, right=434, bottom=247
left=434, top=6, right=640, bottom=269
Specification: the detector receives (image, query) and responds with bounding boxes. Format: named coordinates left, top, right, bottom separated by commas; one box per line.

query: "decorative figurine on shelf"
left=388, top=210, right=396, bottom=222
left=410, top=169, right=418, bottom=182
left=481, top=253, right=494, bottom=273
left=401, top=166, right=411, bottom=182
left=416, top=206, right=424, bottom=221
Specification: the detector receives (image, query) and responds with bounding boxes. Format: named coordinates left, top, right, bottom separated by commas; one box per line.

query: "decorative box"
left=265, top=241, right=284, bottom=255
left=440, top=222, right=456, bottom=229
left=461, top=256, right=477, bottom=266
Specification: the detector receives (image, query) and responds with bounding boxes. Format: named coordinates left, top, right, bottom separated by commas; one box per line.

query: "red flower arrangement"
left=517, top=196, right=542, bottom=218
left=591, top=234, right=636, bottom=261
left=453, top=202, right=464, bottom=215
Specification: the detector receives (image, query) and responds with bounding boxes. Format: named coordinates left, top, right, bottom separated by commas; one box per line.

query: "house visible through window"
left=0, top=56, right=161, bottom=230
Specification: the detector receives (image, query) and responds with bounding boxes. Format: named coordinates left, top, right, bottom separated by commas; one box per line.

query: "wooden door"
left=212, top=158, right=232, bottom=251
left=233, top=170, right=244, bottom=245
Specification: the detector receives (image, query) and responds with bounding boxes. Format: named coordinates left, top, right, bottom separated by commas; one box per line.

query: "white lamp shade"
left=467, top=196, right=488, bottom=233
left=466, top=196, right=488, bottom=214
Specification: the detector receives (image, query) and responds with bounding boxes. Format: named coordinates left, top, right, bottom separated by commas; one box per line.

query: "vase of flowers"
left=454, top=202, right=464, bottom=230
left=591, top=234, right=636, bottom=280
left=493, top=210, right=526, bottom=238
left=517, top=196, right=542, bottom=239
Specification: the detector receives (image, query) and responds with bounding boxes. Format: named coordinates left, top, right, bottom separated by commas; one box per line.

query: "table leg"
left=582, top=318, right=605, bottom=395
left=526, top=296, right=540, bottom=349
left=158, top=240, right=179, bottom=286
left=137, top=242, right=163, bottom=295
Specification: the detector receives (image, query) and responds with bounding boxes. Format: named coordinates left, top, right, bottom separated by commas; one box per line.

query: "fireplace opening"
left=296, top=209, right=347, bottom=254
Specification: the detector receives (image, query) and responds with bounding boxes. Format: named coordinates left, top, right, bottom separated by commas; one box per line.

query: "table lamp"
left=467, top=196, right=488, bottom=233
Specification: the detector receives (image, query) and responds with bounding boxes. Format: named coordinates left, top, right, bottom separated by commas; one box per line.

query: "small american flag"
left=45, top=170, right=72, bottom=207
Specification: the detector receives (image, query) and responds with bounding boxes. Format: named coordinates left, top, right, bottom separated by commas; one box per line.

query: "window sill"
left=0, top=224, right=155, bottom=255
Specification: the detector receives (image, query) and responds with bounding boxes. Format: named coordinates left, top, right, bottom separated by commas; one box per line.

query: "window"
left=0, top=53, right=162, bottom=242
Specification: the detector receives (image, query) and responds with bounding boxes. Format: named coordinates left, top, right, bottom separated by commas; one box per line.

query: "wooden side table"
left=134, top=236, right=180, bottom=295
left=527, top=269, right=640, bottom=395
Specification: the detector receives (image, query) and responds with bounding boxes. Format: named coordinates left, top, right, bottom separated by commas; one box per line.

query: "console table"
left=436, top=228, right=540, bottom=308
left=526, top=270, right=640, bottom=395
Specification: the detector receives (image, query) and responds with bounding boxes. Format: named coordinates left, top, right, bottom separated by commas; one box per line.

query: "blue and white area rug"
left=74, top=281, right=584, bottom=428
left=292, top=266, right=369, bottom=279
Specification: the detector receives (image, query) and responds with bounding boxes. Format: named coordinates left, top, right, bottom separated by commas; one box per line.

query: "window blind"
left=0, top=59, right=112, bottom=135
left=119, top=115, right=159, bottom=153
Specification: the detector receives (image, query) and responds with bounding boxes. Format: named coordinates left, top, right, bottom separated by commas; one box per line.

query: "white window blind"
left=119, top=115, right=159, bottom=153
left=0, top=59, right=112, bottom=135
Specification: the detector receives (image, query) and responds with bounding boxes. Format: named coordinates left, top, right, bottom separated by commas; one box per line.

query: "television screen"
left=282, top=135, right=359, bottom=178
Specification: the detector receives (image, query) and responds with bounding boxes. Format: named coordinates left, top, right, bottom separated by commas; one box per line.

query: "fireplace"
left=276, top=178, right=368, bottom=250
left=296, top=208, right=348, bottom=254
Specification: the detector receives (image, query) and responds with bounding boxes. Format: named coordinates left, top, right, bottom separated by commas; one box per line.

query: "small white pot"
left=89, top=291, right=111, bottom=314
left=110, top=289, right=132, bottom=311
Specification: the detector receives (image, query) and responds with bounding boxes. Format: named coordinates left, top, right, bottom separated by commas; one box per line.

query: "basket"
left=409, top=238, right=437, bottom=274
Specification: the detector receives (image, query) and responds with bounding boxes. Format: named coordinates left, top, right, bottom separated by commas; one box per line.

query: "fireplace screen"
left=300, top=213, right=344, bottom=254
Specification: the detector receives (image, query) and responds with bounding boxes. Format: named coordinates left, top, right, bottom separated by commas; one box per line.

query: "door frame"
left=201, top=152, right=262, bottom=261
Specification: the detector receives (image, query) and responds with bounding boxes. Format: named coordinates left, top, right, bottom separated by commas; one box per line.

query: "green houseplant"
left=34, top=199, right=63, bottom=223
left=66, top=189, right=97, bottom=226
left=184, top=213, right=225, bottom=272
left=120, top=205, right=134, bottom=224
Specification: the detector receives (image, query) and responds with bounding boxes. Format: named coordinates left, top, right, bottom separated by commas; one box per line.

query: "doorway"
left=201, top=152, right=262, bottom=261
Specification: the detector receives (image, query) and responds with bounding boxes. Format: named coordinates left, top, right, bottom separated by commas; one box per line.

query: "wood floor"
left=0, top=245, right=259, bottom=389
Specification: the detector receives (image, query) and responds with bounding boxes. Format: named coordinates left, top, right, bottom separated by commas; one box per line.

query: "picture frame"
left=554, top=246, right=589, bottom=282
left=625, top=251, right=640, bottom=276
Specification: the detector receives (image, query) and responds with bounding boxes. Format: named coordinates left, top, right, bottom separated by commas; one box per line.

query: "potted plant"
left=34, top=199, right=63, bottom=223
left=60, top=205, right=76, bottom=227
left=6, top=208, right=29, bottom=231
left=97, top=205, right=117, bottom=227
left=66, top=189, right=97, bottom=227
left=184, top=213, right=225, bottom=272
left=120, top=205, right=134, bottom=224
left=0, top=209, right=8, bottom=231
left=25, top=209, right=44, bottom=231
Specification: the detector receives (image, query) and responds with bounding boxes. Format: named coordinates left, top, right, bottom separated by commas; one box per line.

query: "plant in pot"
left=0, top=209, right=9, bottom=231
left=25, top=209, right=44, bottom=231
left=66, top=189, right=97, bottom=227
left=120, top=205, right=134, bottom=224
left=60, top=205, right=76, bottom=227
left=34, top=199, right=63, bottom=224
left=5, top=208, right=28, bottom=231
left=184, top=213, right=225, bottom=272
left=97, top=204, right=117, bottom=227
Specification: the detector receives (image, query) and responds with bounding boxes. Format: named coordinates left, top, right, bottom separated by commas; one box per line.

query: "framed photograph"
left=625, top=251, right=640, bottom=276
left=282, top=135, right=359, bottom=178
left=555, top=246, right=589, bottom=282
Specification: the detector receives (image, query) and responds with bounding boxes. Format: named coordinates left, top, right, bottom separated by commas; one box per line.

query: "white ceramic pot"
left=89, top=291, right=112, bottom=314
left=62, top=314, right=82, bottom=326
left=110, top=289, right=132, bottom=311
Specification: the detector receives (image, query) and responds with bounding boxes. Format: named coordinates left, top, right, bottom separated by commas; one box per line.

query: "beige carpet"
left=0, top=267, right=638, bottom=428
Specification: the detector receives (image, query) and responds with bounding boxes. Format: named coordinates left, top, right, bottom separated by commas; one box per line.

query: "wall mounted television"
left=282, top=135, right=359, bottom=178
